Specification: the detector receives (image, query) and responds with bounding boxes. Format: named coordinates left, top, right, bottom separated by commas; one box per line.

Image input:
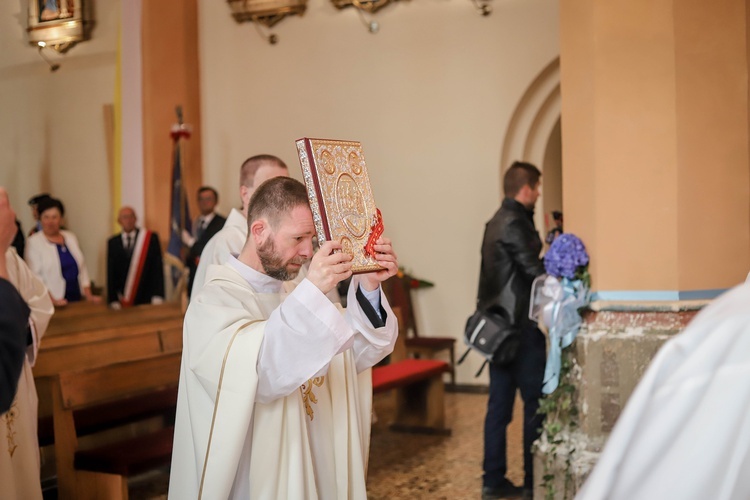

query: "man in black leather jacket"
left=478, top=161, right=546, bottom=500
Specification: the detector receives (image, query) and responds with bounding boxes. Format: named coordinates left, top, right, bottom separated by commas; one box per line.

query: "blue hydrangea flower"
left=544, top=233, right=589, bottom=279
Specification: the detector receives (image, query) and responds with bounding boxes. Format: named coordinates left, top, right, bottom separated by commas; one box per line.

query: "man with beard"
left=170, top=177, right=399, bottom=499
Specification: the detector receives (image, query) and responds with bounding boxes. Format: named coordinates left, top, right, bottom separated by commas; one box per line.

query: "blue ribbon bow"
left=538, top=277, right=589, bottom=394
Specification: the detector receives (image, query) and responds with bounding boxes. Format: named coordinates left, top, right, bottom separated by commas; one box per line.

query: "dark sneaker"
left=481, top=481, right=523, bottom=500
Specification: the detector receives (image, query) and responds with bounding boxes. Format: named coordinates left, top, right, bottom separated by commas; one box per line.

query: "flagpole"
left=166, top=106, right=192, bottom=300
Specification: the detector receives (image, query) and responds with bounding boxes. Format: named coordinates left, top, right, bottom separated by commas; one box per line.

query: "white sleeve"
left=256, top=277, right=398, bottom=402
left=255, top=279, right=355, bottom=403
left=343, top=275, right=398, bottom=373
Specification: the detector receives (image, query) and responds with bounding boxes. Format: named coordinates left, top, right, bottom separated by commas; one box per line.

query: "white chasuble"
left=170, top=262, right=395, bottom=500
left=1, top=249, right=54, bottom=500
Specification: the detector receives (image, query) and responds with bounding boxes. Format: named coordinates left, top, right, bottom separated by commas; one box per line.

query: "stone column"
left=538, top=0, right=750, bottom=496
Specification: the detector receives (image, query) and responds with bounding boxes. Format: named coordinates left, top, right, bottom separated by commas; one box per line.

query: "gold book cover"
left=296, top=138, right=385, bottom=274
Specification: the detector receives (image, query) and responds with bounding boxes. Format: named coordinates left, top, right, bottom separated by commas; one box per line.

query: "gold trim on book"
left=296, top=138, right=385, bottom=274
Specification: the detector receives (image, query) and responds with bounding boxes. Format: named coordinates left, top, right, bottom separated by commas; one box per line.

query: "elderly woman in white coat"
left=25, top=197, right=100, bottom=306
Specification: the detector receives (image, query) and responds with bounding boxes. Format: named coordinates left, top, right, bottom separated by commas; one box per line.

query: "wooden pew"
left=370, top=307, right=451, bottom=435
left=34, top=302, right=184, bottom=483
left=50, top=352, right=181, bottom=500
left=37, top=302, right=183, bottom=379
left=372, top=359, right=450, bottom=434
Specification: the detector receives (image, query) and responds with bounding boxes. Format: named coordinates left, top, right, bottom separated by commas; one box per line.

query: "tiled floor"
left=367, top=390, right=524, bottom=499
left=129, top=390, right=525, bottom=499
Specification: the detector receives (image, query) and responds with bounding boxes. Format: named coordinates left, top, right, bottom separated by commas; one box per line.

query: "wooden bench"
left=371, top=307, right=451, bottom=434
left=36, top=302, right=183, bottom=379
left=37, top=387, right=178, bottom=447
left=49, top=352, right=181, bottom=500
left=35, top=302, right=183, bottom=442
left=372, top=358, right=450, bottom=435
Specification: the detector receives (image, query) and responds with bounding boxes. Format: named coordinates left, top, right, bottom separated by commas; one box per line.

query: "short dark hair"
left=37, top=197, right=64, bottom=217
left=552, top=210, right=563, bottom=221
left=248, top=177, right=309, bottom=230
left=28, top=193, right=51, bottom=206
left=198, top=186, right=219, bottom=203
left=240, top=155, right=288, bottom=188
left=503, top=161, right=541, bottom=198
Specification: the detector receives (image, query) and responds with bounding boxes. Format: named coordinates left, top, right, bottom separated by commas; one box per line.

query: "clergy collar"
left=227, top=254, right=283, bottom=293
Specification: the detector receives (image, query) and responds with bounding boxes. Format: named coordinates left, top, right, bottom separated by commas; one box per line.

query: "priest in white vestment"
left=170, top=177, right=399, bottom=499
left=577, top=283, right=750, bottom=500
left=1, top=247, right=54, bottom=500
left=191, top=154, right=289, bottom=296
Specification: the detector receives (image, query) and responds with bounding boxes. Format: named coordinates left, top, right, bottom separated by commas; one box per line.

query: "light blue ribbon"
left=540, top=277, right=589, bottom=394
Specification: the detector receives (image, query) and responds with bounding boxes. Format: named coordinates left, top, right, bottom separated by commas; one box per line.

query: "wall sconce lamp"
left=227, top=0, right=308, bottom=44
left=27, top=0, right=94, bottom=72
left=37, top=42, right=60, bottom=72
left=330, top=0, right=398, bottom=33
left=471, top=0, right=492, bottom=16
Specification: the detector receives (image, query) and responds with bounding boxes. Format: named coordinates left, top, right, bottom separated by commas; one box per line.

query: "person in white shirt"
left=170, top=177, right=399, bottom=499
left=191, top=154, right=288, bottom=296
left=25, top=197, right=100, bottom=306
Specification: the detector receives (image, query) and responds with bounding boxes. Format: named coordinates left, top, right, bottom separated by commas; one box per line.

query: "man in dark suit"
left=107, top=206, right=165, bottom=308
left=185, top=186, right=225, bottom=297
left=0, top=187, right=30, bottom=413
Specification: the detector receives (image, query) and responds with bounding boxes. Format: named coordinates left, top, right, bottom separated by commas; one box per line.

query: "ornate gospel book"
left=296, top=138, right=385, bottom=274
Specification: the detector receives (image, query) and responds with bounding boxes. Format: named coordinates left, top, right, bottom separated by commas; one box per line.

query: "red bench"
left=372, top=358, right=451, bottom=435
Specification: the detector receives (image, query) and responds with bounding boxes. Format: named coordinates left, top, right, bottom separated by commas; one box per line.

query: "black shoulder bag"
left=457, top=309, right=521, bottom=377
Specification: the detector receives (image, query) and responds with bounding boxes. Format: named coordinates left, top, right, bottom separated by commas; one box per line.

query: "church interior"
left=1, top=0, right=749, bottom=498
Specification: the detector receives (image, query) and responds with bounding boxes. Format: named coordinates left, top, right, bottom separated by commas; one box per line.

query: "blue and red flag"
left=165, top=121, right=192, bottom=287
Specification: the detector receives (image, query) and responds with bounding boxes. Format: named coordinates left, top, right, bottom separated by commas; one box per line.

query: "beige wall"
left=198, top=0, right=560, bottom=383
left=0, top=0, right=560, bottom=384
left=0, top=0, right=120, bottom=290
left=561, top=0, right=750, bottom=294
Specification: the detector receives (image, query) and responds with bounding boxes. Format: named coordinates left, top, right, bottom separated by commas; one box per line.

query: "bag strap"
left=458, top=347, right=491, bottom=377
left=474, top=359, right=489, bottom=378
left=457, top=347, right=472, bottom=365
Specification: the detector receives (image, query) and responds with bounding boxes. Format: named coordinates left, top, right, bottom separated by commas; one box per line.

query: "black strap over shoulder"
left=356, top=285, right=387, bottom=328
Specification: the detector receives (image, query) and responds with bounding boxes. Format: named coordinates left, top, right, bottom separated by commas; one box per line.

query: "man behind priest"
left=185, top=186, right=226, bottom=297
left=170, top=177, right=399, bottom=499
left=106, top=206, right=165, bottom=308
left=190, top=154, right=289, bottom=296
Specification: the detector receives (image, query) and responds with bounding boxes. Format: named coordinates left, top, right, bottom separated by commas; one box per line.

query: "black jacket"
left=107, top=230, right=165, bottom=305
left=477, top=198, right=545, bottom=325
left=0, top=278, right=30, bottom=413
left=186, top=214, right=226, bottom=297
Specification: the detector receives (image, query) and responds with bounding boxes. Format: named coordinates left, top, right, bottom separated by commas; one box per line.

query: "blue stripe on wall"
left=591, top=289, right=727, bottom=302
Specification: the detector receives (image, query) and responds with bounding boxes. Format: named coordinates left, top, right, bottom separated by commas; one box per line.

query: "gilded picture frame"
left=27, top=0, right=94, bottom=53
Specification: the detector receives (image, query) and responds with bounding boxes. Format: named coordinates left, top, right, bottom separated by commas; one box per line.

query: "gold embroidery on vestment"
left=3, top=399, right=18, bottom=457
left=300, top=377, right=325, bottom=420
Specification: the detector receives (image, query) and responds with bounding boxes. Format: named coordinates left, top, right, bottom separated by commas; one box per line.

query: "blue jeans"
left=483, top=322, right=546, bottom=490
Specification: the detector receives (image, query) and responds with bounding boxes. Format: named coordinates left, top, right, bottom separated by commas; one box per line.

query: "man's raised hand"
left=360, top=237, right=398, bottom=291
left=306, top=240, right=353, bottom=294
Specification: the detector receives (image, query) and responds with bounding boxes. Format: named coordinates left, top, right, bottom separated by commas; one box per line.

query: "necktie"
left=197, top=218, right=206, bottom=239
left=126, top=234, right=133, bottom=256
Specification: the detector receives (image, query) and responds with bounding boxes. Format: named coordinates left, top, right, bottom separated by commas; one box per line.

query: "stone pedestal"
left=533, top=303, right=703, bottom=499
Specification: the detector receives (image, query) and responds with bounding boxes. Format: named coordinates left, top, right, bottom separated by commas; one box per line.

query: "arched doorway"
left=500, top=57, right=562, bottom=239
